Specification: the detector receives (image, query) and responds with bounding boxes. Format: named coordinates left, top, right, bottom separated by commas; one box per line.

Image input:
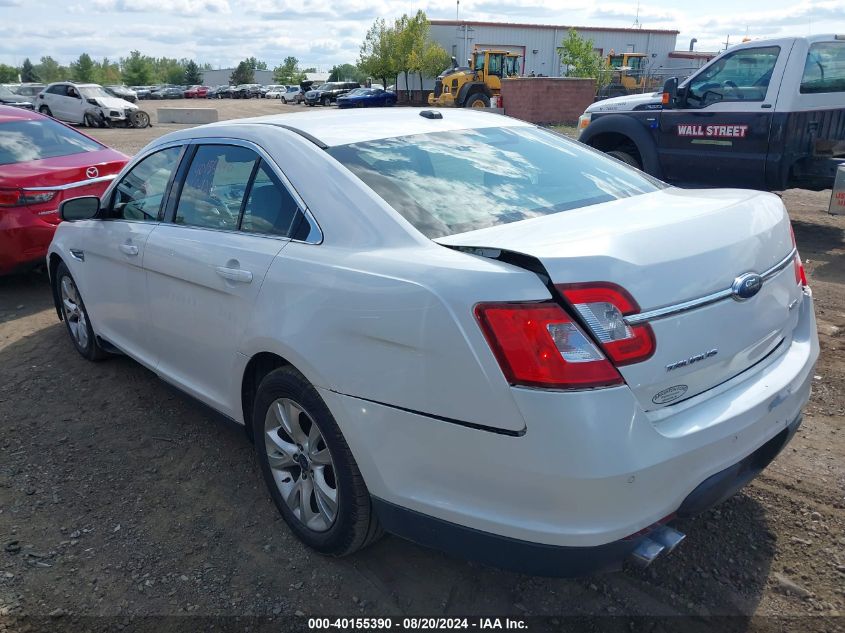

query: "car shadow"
left=0, top=269, right=53, bottom=325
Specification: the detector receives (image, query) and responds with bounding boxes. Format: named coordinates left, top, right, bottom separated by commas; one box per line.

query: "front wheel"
left=55, top=262, right=107, bottom=361
left=465, top=93, right=491, bottom=109
left=253, top=366, right=383, bottom=555
left=607, top=149, right=642, bottom=170
left=322, top=96, right=331, bottom=106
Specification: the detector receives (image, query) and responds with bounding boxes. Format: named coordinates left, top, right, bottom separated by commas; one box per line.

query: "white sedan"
left=47, top=109, right=818, bottom=576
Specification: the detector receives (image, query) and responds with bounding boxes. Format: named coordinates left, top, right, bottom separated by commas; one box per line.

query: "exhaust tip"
left=651, top=526, right=686, bottom=554
left=629, top=538, right=665, bottom=568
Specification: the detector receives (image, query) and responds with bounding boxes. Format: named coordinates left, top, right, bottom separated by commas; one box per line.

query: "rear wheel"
left=607, top=149, right=642, bottom=170
left=55, top=262, right=107, bottom=361
left=83, top=113, right=98, bottom=127
left=39, top=105, right=52, bottom=116
left=253, top=366, right=383, bottom=555
left=465, top=93, right=490, bottom=109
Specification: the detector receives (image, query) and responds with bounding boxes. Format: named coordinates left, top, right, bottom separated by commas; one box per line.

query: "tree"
left=328, top=63, right=365, bottom=83
left=96, top=57, right=121, bottom=85
left=20, top=58, right=38, bottom=83
left=245, top=57, right=267, bottom=71
left=419, top=41, right=451, bottom=90
left=0, top=64, right=18, bottom=83
left=230, top=60, right=254, bottom=85
left=358, top=18, right=399, bottom=91
left=121, top=51, right=155, bottom=86
left=273, top=56, right=304, bottom=84
left=558, top=29, right=607, bottom=94
left=70, top=53, right=96, bottom=82
left=184, top=60, right=203, bottom=84
left=35, top=56, right=66, bottom=83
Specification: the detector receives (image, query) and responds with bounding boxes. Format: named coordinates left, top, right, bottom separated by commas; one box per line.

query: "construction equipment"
left=428, top=50, right=521, bottom=108
left=598, top=52, right=657, bottom=98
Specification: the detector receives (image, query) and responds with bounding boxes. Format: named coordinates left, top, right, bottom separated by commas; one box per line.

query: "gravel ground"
left=0, top=101, right=843, bottom=632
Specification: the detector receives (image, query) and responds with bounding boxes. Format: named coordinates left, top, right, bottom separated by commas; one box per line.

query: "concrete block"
left=156, top=108, right=219, bottom=124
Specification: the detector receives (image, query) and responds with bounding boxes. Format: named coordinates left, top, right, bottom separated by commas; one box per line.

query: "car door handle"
left=119, top=244, right=139, bottom=256
left=215, top=266, right=253, bottom=283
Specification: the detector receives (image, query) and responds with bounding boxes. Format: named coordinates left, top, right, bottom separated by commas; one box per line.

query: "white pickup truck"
left=577, top=35, right=845, bottom=191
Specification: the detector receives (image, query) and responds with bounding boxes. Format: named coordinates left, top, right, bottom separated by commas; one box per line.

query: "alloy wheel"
left=60, top=275, right=89, bottom=350
left=264, top=398, right=338, bottom=532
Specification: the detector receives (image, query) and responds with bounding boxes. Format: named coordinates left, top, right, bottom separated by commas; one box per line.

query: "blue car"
left=336, top=88, right=397, bottom=108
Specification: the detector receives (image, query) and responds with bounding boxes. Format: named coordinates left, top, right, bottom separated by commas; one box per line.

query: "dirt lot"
left=0, top=101, right=844, bottom=632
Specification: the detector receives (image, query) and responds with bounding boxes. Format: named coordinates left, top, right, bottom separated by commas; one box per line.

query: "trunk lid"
left=438, top=187, right=804, bottom=410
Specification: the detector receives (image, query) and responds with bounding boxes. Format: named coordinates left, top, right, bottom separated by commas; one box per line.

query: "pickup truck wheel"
left=607, top=149, right=641, bottom=170
left=253, top=366, right=383, bottom=555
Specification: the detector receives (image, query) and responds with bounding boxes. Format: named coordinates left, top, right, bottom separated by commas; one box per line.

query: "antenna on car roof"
left=419, top=110, right=443, bottom=120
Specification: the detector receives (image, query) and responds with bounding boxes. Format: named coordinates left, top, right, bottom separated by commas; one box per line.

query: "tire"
left=83, top=113, right=97, bottom=128
left=322, top=96, right=331, bottom=106
left=55, top=262, right=107, bottom=361
left=607, top=149, right=642, bottom=170
left=252, top=366, right=383, bottom=556
left=130, top=110, right=151, bottom=129
left=39, top=105, right=52, bottom=116
left=465, top=93, right=491, bottom=109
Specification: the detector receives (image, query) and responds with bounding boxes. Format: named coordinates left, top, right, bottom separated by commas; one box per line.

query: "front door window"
left=686, top=46, right=780, bottom=106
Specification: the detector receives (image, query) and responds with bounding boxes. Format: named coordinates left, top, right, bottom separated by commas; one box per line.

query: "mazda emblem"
left=731, top=272, right=763, bottom=301
left=86, top=167, right=99, bottom=179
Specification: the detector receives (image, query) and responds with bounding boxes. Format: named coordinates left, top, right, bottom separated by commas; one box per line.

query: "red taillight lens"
left=475, top=302, right=623, bottom=389
left=0, top=188, right=56, bottom=207
left=0, top=188, right=21, bottom=207
left=789, top=224, right=808, bottom=287
left=557, top=283, right=656, bottom=366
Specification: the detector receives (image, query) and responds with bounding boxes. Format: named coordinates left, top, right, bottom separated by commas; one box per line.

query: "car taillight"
left=557, top=283, right=656, bottom=366
left=0, top=188, right=57, bottom=207
left=789, top=224, right=808, bottom=287
left=474, top=302, right=623, bottom=389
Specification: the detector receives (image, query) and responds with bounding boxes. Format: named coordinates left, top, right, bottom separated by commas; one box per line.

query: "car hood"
left=585, top=91, right=662, bottom=113
left=1, top=94, right=32, bottom=104
left=0, top=147, right=128, bottom=186
left=91, top=96, right=137, bottom=110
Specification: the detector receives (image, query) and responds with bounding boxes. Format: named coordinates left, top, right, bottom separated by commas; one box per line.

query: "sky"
left=0, top=0, right=843, bottom=71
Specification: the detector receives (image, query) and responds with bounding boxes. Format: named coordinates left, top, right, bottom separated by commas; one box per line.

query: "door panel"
left=75, top=145, right=184, bottom=366
left=144, top=143, right=303, bottom=416
left=657, top=44, right=790, bottom=188
left=144, top=227, right=286, bottom=415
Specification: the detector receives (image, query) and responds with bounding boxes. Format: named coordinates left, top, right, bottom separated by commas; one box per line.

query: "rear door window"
left=801, top=41, right=845, bottom=93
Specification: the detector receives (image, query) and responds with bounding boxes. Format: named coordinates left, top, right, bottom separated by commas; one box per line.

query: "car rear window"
left=0, top=118, right=103, bottom=166
left=327, top=126, right=664, bottom=238
left=801, top=41, right=845, bottom=93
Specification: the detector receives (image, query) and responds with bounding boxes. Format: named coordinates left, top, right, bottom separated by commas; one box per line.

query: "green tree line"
left=358, top=10, right=451, bottom=96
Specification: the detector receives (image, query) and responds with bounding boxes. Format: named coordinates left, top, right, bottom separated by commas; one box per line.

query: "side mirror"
left=60, top=196, right=100, bottom=221
left=661, top=77, right=679, bottom=108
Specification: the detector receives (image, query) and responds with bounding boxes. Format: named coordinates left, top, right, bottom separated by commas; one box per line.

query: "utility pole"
left=456, top=0, right=459, bottom=20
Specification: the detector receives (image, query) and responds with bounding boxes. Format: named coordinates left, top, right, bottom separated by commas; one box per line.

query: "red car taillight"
left=0, top=187, right=57, bottom=207
left=557, top=283, right=656, bottom=366
left=789, top=225, right=808, bottom=287
left=474, top=302, right=623, bottom=389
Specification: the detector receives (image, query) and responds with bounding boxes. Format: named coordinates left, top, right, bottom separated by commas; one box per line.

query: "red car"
left=184, top=85, right=210, bottom=98
left=0, top=106, right=128, bottom=275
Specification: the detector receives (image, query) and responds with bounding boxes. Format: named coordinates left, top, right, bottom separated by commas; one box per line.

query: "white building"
left=429, top=20, right=679, bottom=81
left=200, top=68, right=275, bottom=86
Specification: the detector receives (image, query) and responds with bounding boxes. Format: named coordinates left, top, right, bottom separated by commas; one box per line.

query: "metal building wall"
left=429, top=23, right=678, bottom=79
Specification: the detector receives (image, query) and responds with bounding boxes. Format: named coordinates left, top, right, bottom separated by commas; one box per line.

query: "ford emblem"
left=731, top=272, right=763, bottom=301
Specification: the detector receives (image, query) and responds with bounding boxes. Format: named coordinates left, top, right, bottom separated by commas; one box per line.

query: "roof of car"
left=0, top=104, right=41, bottom=123
left=191, top=109, right=534, bottom=147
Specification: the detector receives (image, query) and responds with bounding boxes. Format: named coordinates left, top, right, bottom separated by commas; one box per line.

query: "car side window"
left=687, top=46, right=780, bottom=106
left=110, top=146, right=183, bottom=221
left=240, top=160, right=303, bottom=237
left=801, top=42, right=845, bottom=94
left=174, top=145, right=258, bottom=231
left=47, top=85, right=68, bottom=96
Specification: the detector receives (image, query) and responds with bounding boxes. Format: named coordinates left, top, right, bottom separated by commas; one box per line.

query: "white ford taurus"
left=47, top=109, right=819, bottom=576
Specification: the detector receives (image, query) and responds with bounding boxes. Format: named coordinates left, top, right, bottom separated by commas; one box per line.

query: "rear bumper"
left=0, top=208, right=57, bottom=275
left=373, top=415, right=802, bottom=577
left=320, top=289, right=818, bottom=554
